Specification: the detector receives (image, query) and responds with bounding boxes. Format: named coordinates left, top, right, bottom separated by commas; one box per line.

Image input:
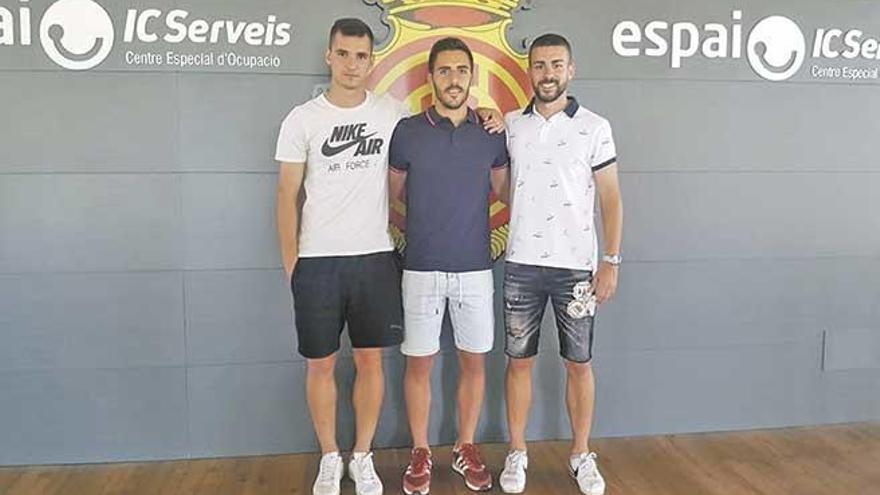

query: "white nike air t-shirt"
left=275, top=91, right=409, bottom=257
left=505, top=100, right=617, bottom=271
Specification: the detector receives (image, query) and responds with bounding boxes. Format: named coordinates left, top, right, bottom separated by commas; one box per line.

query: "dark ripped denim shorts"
left=503, top=261, right=596, bottom=363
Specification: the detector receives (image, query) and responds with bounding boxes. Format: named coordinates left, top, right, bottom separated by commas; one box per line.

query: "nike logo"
left=321, top=132, right=378, bottom=157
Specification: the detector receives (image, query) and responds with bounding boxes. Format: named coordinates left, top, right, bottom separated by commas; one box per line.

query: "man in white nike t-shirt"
left=275, top=18, right=505, bottom=495
left=276, top=19, right=405, bottom=495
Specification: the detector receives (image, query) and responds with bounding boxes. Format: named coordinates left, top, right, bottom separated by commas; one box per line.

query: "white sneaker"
left=499, top=450, right=528, bottom=493
left=348, top=451, right=384, bottom=495
left=569, top=452, right=606, bottom=495
left=313, top=452, right=343, bottom=495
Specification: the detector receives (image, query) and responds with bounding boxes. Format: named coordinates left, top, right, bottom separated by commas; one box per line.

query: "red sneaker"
left=403, top=447, right=432, bottom=495
left=452, top=443, right=493, bottom=491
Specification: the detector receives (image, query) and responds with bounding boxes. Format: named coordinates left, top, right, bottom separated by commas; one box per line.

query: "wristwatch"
left=602, top=253, right=622, bottom=266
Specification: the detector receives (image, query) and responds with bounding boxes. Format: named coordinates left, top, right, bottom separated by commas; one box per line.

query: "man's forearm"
left=388, top=170, right=406, bottom=213
left=276, top=190, right=299, bottom=274
left=491, top=168, right=510, bottom=204
left=600, top=196, right=623, bottom=255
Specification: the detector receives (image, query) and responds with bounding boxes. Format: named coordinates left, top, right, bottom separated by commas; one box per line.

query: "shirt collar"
left=426, top=105, right=479, bottom=127
left=523, top=96, right=579, bottom=118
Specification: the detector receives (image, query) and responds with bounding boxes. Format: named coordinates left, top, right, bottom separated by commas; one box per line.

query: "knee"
left=307, top=354, right=336, bottom=378
left=458, top=352, right=485, bottom=376
left=406, top=355, right=434, bottom=378
left=564, top=359, right=592, bottom=379
left=508, top=356, right=535, bottom=375
left=353, top=349, right=383, bottom=374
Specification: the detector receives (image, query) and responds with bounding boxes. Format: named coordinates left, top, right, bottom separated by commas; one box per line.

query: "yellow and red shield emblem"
left=366, top=0, right=533, bottom=260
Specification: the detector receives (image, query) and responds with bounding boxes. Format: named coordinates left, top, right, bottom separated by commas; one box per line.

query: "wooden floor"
left=1, top=423, right=878, bottom=495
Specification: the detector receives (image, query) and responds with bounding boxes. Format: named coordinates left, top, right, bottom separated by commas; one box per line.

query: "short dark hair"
left=428, top=37, right=474, bottom=73
left=329, top=18, right=374, bottom=51
left=529, top=33, right=572, bottom=61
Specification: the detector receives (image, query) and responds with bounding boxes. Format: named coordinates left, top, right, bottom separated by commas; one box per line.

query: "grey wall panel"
left=0, top=174, right=182, bottom=273
left=0, top=73, right=178, bottom=173
left=622, top=172, right=880, bottom=261
left=823, top=328, right=880, bottom=371
left=596, top=258, right=879, bottom=352
left=0, top=367, right=187, bottom=465
left=590, top=342, right=819, bottom=437
left=181, top=173, right=278, bottom=270
left=811, top=369, right=880, bottom=424
left=822, top=257, right=880, bottom=324
left=570, top=80, right=880, bottom=172
left=178, top=74, right=327, bottom=172
left=185, top=269, right=296, bottom=365
left=187, top=361, right=314, bottom=456
left=0, top=272, right=185, bottom=371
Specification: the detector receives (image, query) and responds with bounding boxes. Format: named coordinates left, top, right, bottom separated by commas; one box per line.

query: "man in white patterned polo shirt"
left=498, top=33, right=624, bottom=495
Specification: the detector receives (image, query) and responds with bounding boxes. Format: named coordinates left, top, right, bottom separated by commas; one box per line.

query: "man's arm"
left=491, top=166, right=510, bottom=204
left=593, top=163, right=623, bottom=304
left=277, top=162, right=305, bottom=280
left=388, top=167, right=407, bottom=213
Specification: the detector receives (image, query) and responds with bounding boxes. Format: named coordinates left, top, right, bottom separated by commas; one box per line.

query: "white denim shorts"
left=400, top=269, right=495, bottom=356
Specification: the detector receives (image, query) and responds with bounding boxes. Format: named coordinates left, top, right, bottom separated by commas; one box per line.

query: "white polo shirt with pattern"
left=504, top=97, right=617, bottom=271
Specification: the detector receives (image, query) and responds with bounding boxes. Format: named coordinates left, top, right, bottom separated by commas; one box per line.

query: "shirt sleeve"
left=492, top=131, right=510, bottom=169
left=590, top=120, right=617, bottom=172
left=388, top=120, right=410, bottom=172
left=274, top=107, right=308, bottom=163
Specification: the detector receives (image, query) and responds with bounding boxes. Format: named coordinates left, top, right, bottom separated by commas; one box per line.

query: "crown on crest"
left=370, top=0, right=521, bottom=22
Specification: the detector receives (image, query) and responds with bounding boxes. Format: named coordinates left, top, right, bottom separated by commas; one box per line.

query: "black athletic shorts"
left=291, top=251, right=404, bottom=359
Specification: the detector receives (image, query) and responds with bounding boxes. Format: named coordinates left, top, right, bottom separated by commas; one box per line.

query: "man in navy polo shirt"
left=388, top=37, right=509, bottom=495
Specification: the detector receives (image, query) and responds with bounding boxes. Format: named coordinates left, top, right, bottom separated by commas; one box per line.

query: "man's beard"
left=435, top=83, right=469, bottom=110
left=534, top=78, right=567, bottom=103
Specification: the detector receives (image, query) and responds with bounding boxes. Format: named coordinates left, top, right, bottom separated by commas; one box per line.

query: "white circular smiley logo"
left=40, top=0, right=114, bottom=71
left=746, top=15, right=806, bottom=82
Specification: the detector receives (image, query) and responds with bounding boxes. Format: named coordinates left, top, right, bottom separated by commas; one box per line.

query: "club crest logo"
left=365, top=0, right=534, bottom=260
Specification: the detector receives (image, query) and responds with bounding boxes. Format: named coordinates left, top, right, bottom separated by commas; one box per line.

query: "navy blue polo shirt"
left=389, top=106, right=509, bottom=272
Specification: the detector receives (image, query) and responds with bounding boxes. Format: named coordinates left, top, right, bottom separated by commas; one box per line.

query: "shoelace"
left=355, top=453, right=379, bottom=483
left=409, top=449, right=431, bottom=474
left=575, top=453, right=599, bottom=481
left=459, top=444, right=485, bottom=470
left=505, top=451, right=526, bottom=473
left=318, top=455, right=340, bottom=484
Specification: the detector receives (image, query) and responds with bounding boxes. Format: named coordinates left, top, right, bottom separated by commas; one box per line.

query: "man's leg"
left=306, top=353, right=340, bottom=454
left=564, top=359, right=605, bottom=495
left=352, top=348, right=384, bottom=453
left=400, top=269, right=444, bottom=449
left=502, top=262, right=546, bottom=452
left=505, top=356, right=535, bottom=452
left=448, top=270, right=496, bottom=446
left=448, top=270, right=495, bottom=492
left=405, top=354, right=435, bottom=449
left=548, top=268, right=598, bottom=456
left=347, top=252, right=405, bottom=454
left=456, top=350, right=485, bottom=446
left=565, top=359, right=596, bottom=455
left=293, top=257, right=345, bottom=455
